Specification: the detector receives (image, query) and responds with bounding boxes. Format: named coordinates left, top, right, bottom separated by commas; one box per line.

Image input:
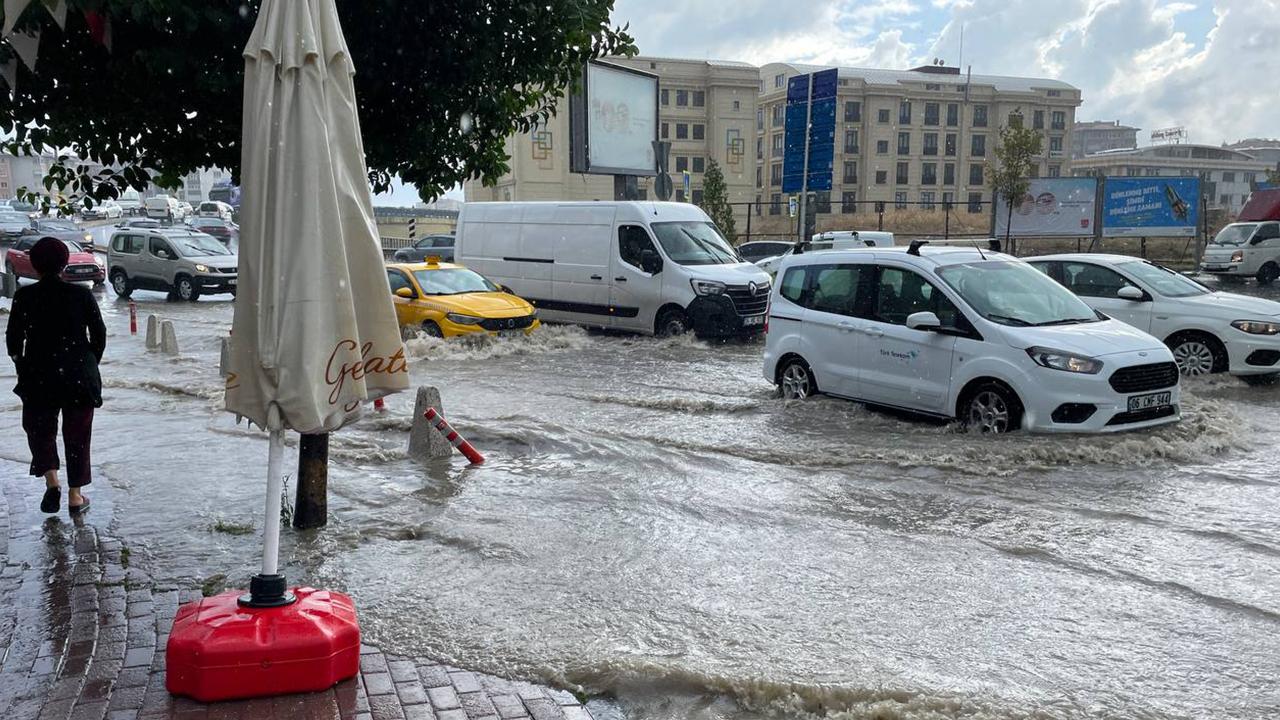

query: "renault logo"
left=748, top=281, right=760, bottom=296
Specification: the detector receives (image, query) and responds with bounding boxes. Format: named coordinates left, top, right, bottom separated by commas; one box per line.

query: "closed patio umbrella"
left=226, top=0, right=409, bottom=606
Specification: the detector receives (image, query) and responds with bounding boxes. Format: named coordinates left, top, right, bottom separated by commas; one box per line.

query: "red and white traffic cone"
left=423, top=407, right=484, bottom=465
left=129, top=301, right=137, bottom=335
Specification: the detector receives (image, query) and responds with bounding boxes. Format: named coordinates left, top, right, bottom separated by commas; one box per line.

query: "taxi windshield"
left=413, top=268, right=497, bottom=295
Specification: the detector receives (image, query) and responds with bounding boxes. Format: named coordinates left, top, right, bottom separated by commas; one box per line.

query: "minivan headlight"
left=1231, top=320, right=1280, bottom=335
left=446, top=312, right=482, bottom=325
left=194, top=264, right=210, bottom=273
left=1026, top=346, right=1103, bottom=374
left=691, top=279, right=727, bottom=296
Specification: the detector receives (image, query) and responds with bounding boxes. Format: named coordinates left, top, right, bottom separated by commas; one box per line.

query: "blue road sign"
left=782, top=69, right=838, bottom=193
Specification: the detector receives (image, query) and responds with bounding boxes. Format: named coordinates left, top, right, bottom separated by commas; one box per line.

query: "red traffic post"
left=424, top=407, right=484, bottom=464
left=373, top=397, right=385, bottom=412
left=129, top=301, right=137, bottom=335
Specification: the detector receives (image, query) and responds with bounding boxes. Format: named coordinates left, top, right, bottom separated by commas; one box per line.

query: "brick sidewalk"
left=0, top=476, right=594, bottom=720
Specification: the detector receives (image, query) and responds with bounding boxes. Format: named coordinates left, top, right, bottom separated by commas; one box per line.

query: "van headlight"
left=194, top=264, right=210, bottom=273
left=1026, top=347, right=1103, bottom=374
left=1231, top=250, right=1244, bottom=263
left=690, top=279, right=726, bottom=296
left=446, top=312, right=482, bottom=325
left=1231, top=320, right=1280, bottom=335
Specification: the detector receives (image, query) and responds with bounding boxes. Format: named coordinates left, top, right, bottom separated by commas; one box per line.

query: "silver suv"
left=107, top=228, right=238, bottom=301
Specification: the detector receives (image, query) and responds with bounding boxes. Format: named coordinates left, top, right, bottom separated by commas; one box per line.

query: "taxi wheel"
left=421, top=321, right=444, bottom=339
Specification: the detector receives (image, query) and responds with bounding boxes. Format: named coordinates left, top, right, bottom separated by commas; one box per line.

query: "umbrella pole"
left=239, top=429, right=297, bottom=608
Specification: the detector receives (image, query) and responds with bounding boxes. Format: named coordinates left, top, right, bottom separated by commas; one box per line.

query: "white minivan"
left=455, top=201, right=773, bottom=337
left=756, top=230, right=894, bottom=276
left=764, top=245, right=1182, bottom=433
left=145, top=195, right=182, bottom=221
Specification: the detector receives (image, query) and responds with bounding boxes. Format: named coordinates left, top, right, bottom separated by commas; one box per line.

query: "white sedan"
left=1027, top=254, right=1280, bottom=381
left=81, top=199, right=123, bottom=220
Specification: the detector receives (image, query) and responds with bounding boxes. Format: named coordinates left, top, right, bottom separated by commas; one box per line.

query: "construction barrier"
left=423, top=407, right=484, bottom=465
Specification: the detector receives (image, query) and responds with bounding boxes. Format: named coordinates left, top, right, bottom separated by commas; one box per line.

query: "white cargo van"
left=144, top=195, right=182, bottom=221
left=756, top=230, right=896, bottom=276
left=455, top=202, right=773, bottom=337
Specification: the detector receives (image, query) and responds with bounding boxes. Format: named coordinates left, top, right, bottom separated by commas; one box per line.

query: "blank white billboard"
left=583, top=62, right=657, bottom=176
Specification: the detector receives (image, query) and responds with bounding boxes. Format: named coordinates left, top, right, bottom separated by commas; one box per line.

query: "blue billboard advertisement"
left=1102, top=177, right=1199, bottom=237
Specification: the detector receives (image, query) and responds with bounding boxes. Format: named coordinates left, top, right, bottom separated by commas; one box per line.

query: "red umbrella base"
left=165, top=587, right=360, bottom=702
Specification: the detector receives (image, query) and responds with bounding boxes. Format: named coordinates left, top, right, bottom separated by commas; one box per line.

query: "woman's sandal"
left=68, top=496, right=90, bottom=515
left=40, top=487, right=60, bottom=514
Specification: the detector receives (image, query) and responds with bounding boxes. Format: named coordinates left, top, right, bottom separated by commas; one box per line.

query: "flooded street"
left=2, top=278, right=1279, bottom=720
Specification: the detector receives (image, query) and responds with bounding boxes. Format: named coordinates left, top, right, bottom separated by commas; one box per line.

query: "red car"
left=5, top=235, right=106, bottom=285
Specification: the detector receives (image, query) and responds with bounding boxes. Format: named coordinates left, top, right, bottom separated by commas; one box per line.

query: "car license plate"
left=743, top=315, right=765, bottom=326
left=1128, top=391, right=1171, bottom=412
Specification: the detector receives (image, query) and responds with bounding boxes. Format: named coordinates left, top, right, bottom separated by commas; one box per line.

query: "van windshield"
left=1212, top=223, right=1257, bottom=246
left=172, top=234, right=229, bottom=257
left=652, top=222, right=741, bottom=266
left=937, top=260, right=1101, bottom=327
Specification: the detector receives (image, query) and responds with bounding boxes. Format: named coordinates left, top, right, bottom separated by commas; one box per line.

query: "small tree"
left=989, top=122, right=1044, bottom=249
left=698, top=159, right=736, bottom=243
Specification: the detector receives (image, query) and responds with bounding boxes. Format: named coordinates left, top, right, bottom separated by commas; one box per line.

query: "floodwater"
left=1, top=273, right=1278, bottom=720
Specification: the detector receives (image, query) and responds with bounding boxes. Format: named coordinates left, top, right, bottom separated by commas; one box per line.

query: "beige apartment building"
left=464, top=56, right=760, bottom=231
left=753, top=63, right=1082, bottom=231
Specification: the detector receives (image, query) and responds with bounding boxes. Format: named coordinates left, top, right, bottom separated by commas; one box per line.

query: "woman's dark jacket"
left=6, top=277, right=106, bottom=407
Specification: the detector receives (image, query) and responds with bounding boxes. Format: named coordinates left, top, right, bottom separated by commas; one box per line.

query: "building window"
left=973, top=105, right=988, bottom=128
left=1047, top=89, right=1062, bottom=97
left=676, top=123, right=689, bottom=140
left=661, top=89, right=669, bottom=106
left=755, top=195, right=762, bottom=215
left=922, top=162, right=937, bottom=185
left=971, top=134, right=986, bottom=157
left=844, top=101, right=861, bottom=123
left=899, top=101, right=912, bottom=125
left=676, top=89, right=689, bottom=106
left=692, top=156, right=705, bottom=173
left=1245, top=172, right=1257, bottom=184
left=969, top=163, right=984, bottom=185
left=772, top=105, right=785, bottom=127
left=1220, top=194, right=1230, bottom=206
left=693, top=90, right=705, bottom=107
left=774, top=74, right=785, bottom=88
left=877, top=140, right=889, bottom=155
left=842, top=161, right=858, bottom=184
left=945, top=133, right=957, bottom=157
left=771, top=164, right=782, bottom=186
left=676, top=189, right=686, bottom=202
left=841, top=191, right=857, bottom=213
left=1033, top=110, right=1044, bottom=130
left=967, top=192, right=983, bottom=213
left=676, top=156, right=688, bottom=173
left=896, top=162, right=909, bottom=185
left=923, top=133, right=938, bottom=156
left=815, top=191, right=831, bottom=214
left=894, top=191, right=908, bottom=209
left=844, top=129, right=859, bottom=154
left=692, top=189, right=704, bottom=205
left=875, top=170, right=888, bottom=185
left=897, top=132, right=910, bottom=155
left=772, top=134, right=784, bottom=158
left=1051, top=111, right=1066, bottom=130
left=1126, top=167, right=1141, bottom=177
left=661, top=123, right=669, bottom=140
left=942, top=191, right=954, bottom=208
left=756, top=137, right=763, bottom=161
left=1048, top=165, right=1061, bottom=178
left=878, top=108, right=891, bottom=123
left=924, top=103, right=939, bottom=126
left=757, top=110, right=764, bottom=131
left=733, top=100, right=740, bottom=111
left=921, top=191, right=936, bottom=210
left=1049, top=136, right=1063, bottom=154
left=946, top=103, right=959, bottom=127
left=1222, top=171, right=1236, bottom=183
left=1029, top=164, right=1040, bottom=178
left=770, top=193, right=782, bottom=214
left=944, top=163, right=955, bottom=185
left=756, top=167, right=763, bottom=188
left=693, top=124, right=705, bottom=141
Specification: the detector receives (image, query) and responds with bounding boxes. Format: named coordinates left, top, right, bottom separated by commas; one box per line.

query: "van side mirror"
left=906, top=311, right=941, bottom=331
left=1117, top=285, right=1146, bottom=301
left=394, top=287, right=415, bottom=299
left=640, top=249, right=662, bottom=274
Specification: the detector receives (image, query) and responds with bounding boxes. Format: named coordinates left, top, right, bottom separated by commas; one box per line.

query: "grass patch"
left=200, top=573, right=228, bottom=597
left=119, top=545, right=131, bottom=569
left=210, top=519, right=254, bottom=536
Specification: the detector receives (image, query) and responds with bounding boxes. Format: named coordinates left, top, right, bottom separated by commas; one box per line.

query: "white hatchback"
left=1027, top=254, right=1280, bottom=381
left=764, top=245, right=1182, bottom=433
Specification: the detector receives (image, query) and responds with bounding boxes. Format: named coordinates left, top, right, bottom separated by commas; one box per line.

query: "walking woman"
left=6, top=237, right=106, bottom=514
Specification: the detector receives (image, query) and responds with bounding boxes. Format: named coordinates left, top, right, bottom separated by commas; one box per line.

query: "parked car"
left=107, top=228, right=237, bottom=301
left=144, top=195, right=182, bottom=221
left=116, top=218, right=163, bottom=230
left=197, top=201, right=235, bottom=222
left=764, top=244, right=1182, bottom=434
left=1028, top=254, right=1280, bottom=381
left=81, top=199, right=123, bottom=220
left=756, top=231, right=896, bottom=276
left=456, top=201, right=772, bottom=338
left=117, top=192, right=143, bottom=216
left=737, top=240, right=794, bottom=264
left=0, top=210, right=32, bottom=244
left=391, top=234, right=455, bottom=263
left=186, top=216, right=238, bottom=245
left=23, top=218, right=96, bottom=251
left=5, top=236, right=105, bottom=285
left=178, top=202, right=195, bottom=219
left=386, top=260, right=539, bottom=339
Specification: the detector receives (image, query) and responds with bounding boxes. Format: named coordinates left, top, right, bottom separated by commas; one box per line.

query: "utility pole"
left=294, top=434, right=329, bottom=529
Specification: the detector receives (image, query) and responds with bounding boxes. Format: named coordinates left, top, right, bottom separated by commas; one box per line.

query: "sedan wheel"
left=1171, top=339, right=1216, bottom=376
left=779, top=360, right=815, bottom=400
left=967, top=390, right=1012, bottom=434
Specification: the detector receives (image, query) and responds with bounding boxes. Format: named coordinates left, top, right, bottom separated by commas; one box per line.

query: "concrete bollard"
left=160, top=320, right=179, bottom=355
left=1, top=270, right=15, bottom=299
left=145, top=315, right=161, bottom=349
left=219, top=337, right=230, bottom=378
left=408, top=386, right=453, bottom=461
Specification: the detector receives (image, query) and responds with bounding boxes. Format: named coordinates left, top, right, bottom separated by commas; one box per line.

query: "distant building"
left=0, top=152, right=54, bottom=200
left=756, top=62, right=1081, bottom=219
left=463, top=55, right=763, bottom=232
left=1225, top=138, right=1280, bottom=171
left=1072, top=120, right=1139, bottom=159
left=172, top=168, right=230, bottom=205
left=1070, top=144, right=1269, bottom=213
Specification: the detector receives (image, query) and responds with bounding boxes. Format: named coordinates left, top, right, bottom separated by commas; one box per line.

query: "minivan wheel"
left=962, top=382, right=1022, bottom=434
left=1257, top=262, right=1280, bottom=286
left=778, top=358, right=817, bottom=400
left=656, top=309, right=690, bottom=337
left=110, top=270, right=132, bottom=298
left=175, top=275, right=200, bottom=302
left=1167, top=332, right=1225, bottom=376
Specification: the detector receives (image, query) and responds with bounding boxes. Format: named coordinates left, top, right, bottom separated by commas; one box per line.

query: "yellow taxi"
left=385, top=259, right=540, bottom=339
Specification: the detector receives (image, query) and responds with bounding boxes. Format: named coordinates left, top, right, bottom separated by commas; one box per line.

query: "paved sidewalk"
left=0, top=476, right=594, bottom=720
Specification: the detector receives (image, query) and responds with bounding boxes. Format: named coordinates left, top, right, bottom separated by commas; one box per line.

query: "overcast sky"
left=380, top=0, right=1274, bottom=206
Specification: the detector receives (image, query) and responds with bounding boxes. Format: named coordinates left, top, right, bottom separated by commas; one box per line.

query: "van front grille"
left=1108, top=362, right=1179, bottom=394
left=725, top=283, right=770, bottom=317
